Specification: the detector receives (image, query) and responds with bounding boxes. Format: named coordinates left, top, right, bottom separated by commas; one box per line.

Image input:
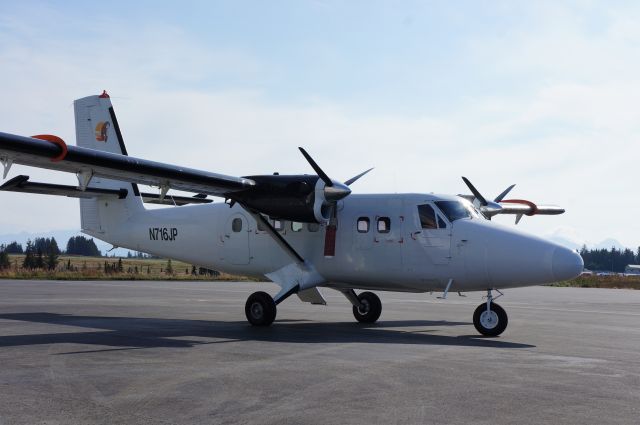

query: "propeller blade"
left=461, top=177, right=487, bottom=206
left=299, top=147, right=332, bottom=186
left=494, top=184, right=516, bottom=202
left=344, top=168, right=374, bottom=186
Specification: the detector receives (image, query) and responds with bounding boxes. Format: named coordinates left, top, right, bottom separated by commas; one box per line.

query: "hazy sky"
left=0, top=1, right=638, bottom=248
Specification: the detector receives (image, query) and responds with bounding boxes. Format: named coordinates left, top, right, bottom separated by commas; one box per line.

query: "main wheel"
left=473, top=302, right=508, bottom=336
left=245, top=291, right=277, bottom=326
left=352, top=291, right=382, bottom=323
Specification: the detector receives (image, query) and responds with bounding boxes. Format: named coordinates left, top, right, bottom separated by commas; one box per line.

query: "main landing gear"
left=245, top=289, right=384, bottom=326
left=473, top=289, right=508, bottom=336
left=245, top=291, right=277, bottom=326
left=352, top=291, right=382, bottom=323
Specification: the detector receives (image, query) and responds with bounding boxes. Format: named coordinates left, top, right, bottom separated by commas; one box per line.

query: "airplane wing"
left=0, top=175, right=213, bottom=206
left=0, top=131, right=254, bottom=196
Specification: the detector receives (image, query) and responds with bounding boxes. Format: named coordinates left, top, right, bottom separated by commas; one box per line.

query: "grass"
left=549, top=275, right=640, bottom=289
left=0, top=254, right=256, bottom=281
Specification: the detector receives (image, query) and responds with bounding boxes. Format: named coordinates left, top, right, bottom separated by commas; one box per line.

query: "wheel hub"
left=250, top=302, right=264, bottom=319
left=357, top=299, right=370, bottom=315
left=479, top=310, right=499, bottom=329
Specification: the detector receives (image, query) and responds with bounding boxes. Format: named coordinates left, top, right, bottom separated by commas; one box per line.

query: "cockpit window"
left=435, top=200, right=476, bottom=222
left=417, top=204, right=437, bottom=229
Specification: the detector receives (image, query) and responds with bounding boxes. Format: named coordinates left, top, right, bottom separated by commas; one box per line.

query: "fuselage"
left=91, top=193, right=583, bottom=293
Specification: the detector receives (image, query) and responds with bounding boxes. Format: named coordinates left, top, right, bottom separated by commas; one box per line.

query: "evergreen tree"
left=23, top=240, right=36, bottom=269
left=46, top=246, right=59, bottom=271
left=117, top=258, right=124, bottom=273
left=65, top=236, right=101, bottom=256
left=4, top=242, right=23, bottom=254
left=166, top=259, right=174, bottom=275
left=35, top=247, right=45, bottom=269
left=0, top=248, right=9, bottom=270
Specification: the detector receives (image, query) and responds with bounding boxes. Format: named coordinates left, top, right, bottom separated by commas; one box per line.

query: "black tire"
left=473, top=302, right=508, bottom=336
left=352, top=291, right=382, bottom=323
left=245, top=291, right=277, bottom=326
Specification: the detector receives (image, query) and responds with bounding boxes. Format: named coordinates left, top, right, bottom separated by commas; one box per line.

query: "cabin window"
left=232, top=218, right=243, bottom=232
left=257, top=218, right=267, bottom=231
left=308, top=223, right=320, bottom=232
left=377, top=217, right=391, bottom=233
left=417, top=204, right=437, bottom=229
left=291, top=222, right=303, bottom=232
left=273, top=220, right=284, bottom=231
left=357, top=217, right=370, bottom=233
left=437, top=214, right=447, bottom=229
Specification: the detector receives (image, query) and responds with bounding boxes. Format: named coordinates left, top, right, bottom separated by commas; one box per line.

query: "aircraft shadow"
left=0, top=312, right=535, bottom=352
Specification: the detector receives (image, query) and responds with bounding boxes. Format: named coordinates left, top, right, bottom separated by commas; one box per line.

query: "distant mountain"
left=592, top=238, right=627, bottom=251
left=0, top=229, right=132, bottom=257
left=547, top=236, right=582, bottom=251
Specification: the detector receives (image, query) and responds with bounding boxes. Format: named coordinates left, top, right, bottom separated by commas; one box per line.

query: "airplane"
left=0, top=91, right=583, bottom=337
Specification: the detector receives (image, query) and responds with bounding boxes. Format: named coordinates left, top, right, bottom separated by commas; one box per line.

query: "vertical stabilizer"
left=74, top=91, right=144, bottom=236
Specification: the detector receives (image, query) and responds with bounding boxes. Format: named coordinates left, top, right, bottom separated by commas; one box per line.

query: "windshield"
left=435, top=200, right=480, bottom=222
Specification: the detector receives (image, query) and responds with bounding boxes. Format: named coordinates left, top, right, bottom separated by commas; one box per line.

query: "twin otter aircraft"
left=0, top=92, right=583, bottom=336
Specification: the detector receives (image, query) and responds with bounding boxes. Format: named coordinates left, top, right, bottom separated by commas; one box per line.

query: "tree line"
left=1, top=236, right=100, bottom=256
left=580, top=246, right=640, bottom=272
left=0, top=236, right=165, bottom=272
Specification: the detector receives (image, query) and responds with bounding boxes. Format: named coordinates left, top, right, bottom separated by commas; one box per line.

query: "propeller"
left=299, top=147, right=373, bottom=256
left=461, top=177, right=515, bottom=219
left=299, top=147, right=352, bottom=202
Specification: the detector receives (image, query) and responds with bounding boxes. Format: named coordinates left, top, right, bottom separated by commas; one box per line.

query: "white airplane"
left=0, top=92, right=583, bottom=336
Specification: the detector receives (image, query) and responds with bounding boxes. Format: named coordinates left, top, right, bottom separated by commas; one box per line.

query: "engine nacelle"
left=230, top=175, right=334, bottom=223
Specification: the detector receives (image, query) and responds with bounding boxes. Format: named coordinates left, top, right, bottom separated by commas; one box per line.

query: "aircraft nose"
left=552, top=247, right=583, bottom=281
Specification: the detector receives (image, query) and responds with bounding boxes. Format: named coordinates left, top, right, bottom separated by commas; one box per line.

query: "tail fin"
left=74, top=91, right=144, bottom=236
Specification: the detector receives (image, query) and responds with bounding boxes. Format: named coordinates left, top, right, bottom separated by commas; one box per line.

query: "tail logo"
left=95, top=121, right=110, bottom=142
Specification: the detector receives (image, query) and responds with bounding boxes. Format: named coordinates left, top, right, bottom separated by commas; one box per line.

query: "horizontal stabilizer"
left=0, top=175, right=213, bottom=206
left=0, top=175, right=127, bottom=199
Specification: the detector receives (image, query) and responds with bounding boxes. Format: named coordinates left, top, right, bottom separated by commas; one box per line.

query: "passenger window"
left=273, top=220, right=283, bottom=231
left=232, top=218, right=243, bottom=232
left=291, top=222, right=303, bottom=232
left=377, top=217, right=391, bottom=233
left=357, top=217, right=370, bottom=233
left=417, top=204, right=437, bottom=229
left=437, top=215, right=447, bottom=229
left=308, top=223, right=320, bottom=232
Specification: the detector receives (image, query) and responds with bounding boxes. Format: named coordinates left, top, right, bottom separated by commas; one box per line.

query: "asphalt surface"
left=0, top=280, right=638, bottom=425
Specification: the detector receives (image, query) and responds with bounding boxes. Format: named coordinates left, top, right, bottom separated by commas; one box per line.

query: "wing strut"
left=242, top=206, right=305, bottom=266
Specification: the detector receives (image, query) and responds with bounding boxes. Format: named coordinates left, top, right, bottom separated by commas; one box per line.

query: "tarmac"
left=0, top=280, right=638, bottom=425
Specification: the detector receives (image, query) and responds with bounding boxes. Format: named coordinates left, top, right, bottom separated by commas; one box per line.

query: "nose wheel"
left=473, top=289, right=508, bottom=336
left=245, top=291, right=277, bottom=326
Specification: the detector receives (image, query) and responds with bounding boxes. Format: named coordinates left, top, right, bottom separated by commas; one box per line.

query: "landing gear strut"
left=473, top=289, right=508, bottom=336
left=245, top=291, right=277, bottom=326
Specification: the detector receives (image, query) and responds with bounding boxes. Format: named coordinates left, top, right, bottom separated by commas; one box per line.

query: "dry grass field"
left=0, top=254, right=254, bottom=281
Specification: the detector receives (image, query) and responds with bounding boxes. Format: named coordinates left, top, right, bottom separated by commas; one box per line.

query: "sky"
left=0, top=1, right=638, bottom=249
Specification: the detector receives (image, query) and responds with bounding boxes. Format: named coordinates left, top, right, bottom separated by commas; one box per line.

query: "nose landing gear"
left=473, top=289, right=508, bottom=336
